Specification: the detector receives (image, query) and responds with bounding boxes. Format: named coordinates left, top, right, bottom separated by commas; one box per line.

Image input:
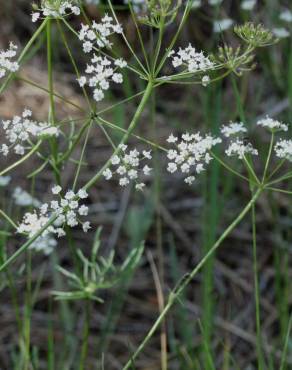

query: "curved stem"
left=211, top=151, right=250, bottom=182
left=262, top=131, right=274, bottom=183
left=0, top=141, right=42, bottom=177
left=122, top=188, right=262, bottom=369
left=0, top=209, right=18, bottom=229
left=0, top=216, right=57, bottom=273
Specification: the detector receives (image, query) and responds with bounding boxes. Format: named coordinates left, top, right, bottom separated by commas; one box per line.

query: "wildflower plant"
left=0, top=1, right=291, bottom=369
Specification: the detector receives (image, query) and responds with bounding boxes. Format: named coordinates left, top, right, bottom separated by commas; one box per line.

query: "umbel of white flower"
left=78, top=14, right=123, bottom=52
left=103, top=144, right=152, bottom=190
left=0, top=109, right=59, bottom=156
left=0, top=42, right=19, bottom=78
left=17, top=187, right=91, bottom=244
left=274, top=140, right=292, bottom=162
left=32, top=0, right=80, bottom=22
left=221, top=116, right=289, bottom=160
left=221, top=121, right=247, bottom=137
left=169, top=44, right=214, bottom=74
left=166, top=132, right=222, bottom=185
left=77, top=56, right=126, bottom=102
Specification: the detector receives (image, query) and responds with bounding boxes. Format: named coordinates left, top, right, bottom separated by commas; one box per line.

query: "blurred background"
left=0, top=0, right=291, bottom=369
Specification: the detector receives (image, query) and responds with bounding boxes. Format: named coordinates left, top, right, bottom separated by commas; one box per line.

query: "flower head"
left=17, top=187, right=91, bottom=242
left=103, top=145, right=152, bottom=190
left=169, top=44, right=214, bottom=74
left=0, top=43, right=19, bottom=78
left=0, top=109, right=59, bottom=156
left=78, top=14, right=123, bottom=52
left=32, top=0, right=80, bottom=21
left=166, top=132, right=222, bottom=185
left=257, top=116, right=288, bottom=132
left=221, top=121, right=247, bottom=137
left=226, top=139, right=258, bottom=159
left=78, top=55, right=126, bottom=102
left=274, top=139, right=292, bottom=161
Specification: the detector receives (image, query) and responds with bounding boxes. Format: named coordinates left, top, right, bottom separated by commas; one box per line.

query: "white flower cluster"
left=78, top=15, right=123, bottom=52
left=274, top=140, right=292, bottom=162
left=166, top=132, right=221, bottom=185
left=77, top=55, right=126, bottom=102
left=257, top=116, right=288, bottom=132
left=17, top=212, right=58, bottom=255
left=77, top=14, right=126, bottom=102
left=0, top=109, right=59, bottom=156
left=13, top=186, right=56, bottom=254
left=169, top=44, right=214, bottom=74
left=221, top=121, right=247, bottom=137
left=226, top=139, right=258, bottom=159
left=0, top=43, right=19, bottom=79
left=32, top=0, right=80, bottom=22
left=18, top=187, right=90, bottom=247
left=103, top=144, right=152, bottom=190
left=50, top=186, right=91, bottom=233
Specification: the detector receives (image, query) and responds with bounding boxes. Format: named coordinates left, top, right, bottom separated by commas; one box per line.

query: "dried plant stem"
left=122, top=188, right=262, bottom=370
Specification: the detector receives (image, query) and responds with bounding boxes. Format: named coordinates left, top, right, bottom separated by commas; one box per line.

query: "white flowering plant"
left=0, top=0, right=291, bottom=369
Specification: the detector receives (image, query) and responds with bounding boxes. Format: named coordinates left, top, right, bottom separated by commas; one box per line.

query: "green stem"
left=279, top=314, right=292, bottom=370
left=0, top=209, right=18, bottom=229
left=97, top=116, right=167, bottom=151
left=262, top=131, right=274, bottom=183
left=211, top=151, right=250, bottom=182
left=107, top=0, right=149, bottom=77
left=46, top=18, right=60, bottom=185
left=122, top=188, right=262, bottom=369
left=79, top=301, right=90, bottom=370
left=251, top=198, right=264, bottom=370
left=0, top=216, right=57, bottom=273
left=0, top=141, right=42, bottom=177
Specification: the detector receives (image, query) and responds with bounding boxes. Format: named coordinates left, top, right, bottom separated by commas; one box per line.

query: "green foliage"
left=52, top=227, right=144, bottom=302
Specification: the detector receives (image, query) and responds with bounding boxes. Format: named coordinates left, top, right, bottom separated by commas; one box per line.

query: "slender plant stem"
left=279, top=314, right=292, bottom=370
left=122, top=188, right=262, bottom=369
left=79, top=301, right=90, bottom=370
left=107, top=0, right=149, bottom=77
left=211, top=151, right=250, bottom=182
left=262, top=131, right=274, bottom=182
left=97, top=116, right=167, bottom=151
left=251, top=197, right=264, bottom=370
left=0, top=209, right=18, bottom=229
left=16, top=76, right=85, bottom=112
left=0, top=216, right=57, bottom=273
left=0, top=141, right=42, bottom=177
